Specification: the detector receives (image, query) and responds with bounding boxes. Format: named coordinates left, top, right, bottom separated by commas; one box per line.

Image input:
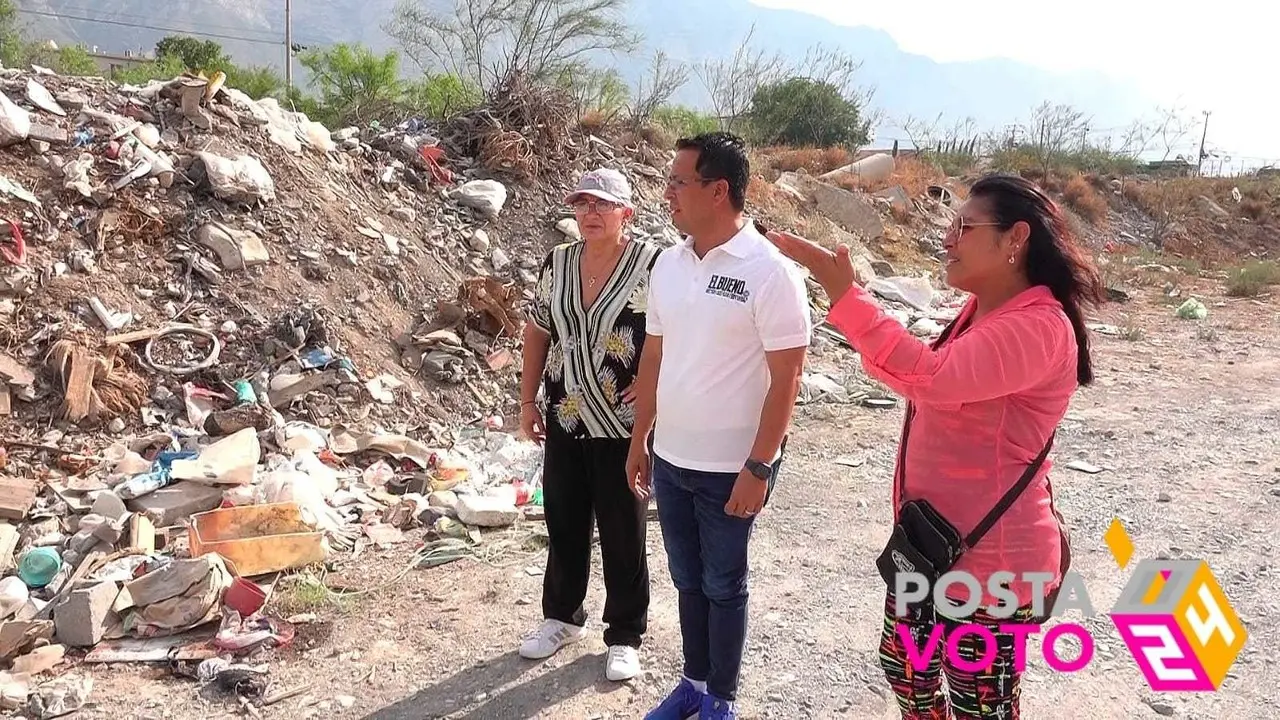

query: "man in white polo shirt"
left=626, top=132, right=812, bottom=720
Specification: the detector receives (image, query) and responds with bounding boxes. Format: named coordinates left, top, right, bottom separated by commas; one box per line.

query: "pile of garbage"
left=0, top=65, right=678, bottom=713
left=0, top=394, right=547, bottom=712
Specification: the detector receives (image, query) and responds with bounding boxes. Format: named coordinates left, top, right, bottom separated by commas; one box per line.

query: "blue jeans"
left=652, top=453, right=758, bottom=702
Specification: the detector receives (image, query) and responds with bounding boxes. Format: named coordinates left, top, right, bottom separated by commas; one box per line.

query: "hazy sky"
left=754, top=0, right=1280, bottom=168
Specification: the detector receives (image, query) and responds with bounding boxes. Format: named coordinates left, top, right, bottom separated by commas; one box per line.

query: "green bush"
left=749, top=76, right=869, bottom=148
left=650, top=106, right=719, bottom=139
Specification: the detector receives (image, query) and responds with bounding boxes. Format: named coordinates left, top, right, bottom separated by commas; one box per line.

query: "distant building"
left=85, top=47, right=154, bottom=77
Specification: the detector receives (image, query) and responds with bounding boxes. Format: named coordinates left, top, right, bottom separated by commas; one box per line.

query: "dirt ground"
left=69, top=275, right=1276, bottom=720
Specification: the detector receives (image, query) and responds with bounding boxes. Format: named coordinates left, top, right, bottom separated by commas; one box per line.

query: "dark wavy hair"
left=968, top=174, right=1106, bottom=386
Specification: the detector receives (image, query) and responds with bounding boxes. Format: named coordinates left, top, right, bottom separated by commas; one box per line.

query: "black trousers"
left=541, top=425, right=650, bottom=648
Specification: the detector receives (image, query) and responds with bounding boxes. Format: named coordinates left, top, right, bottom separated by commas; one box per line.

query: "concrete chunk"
left=27, top=123, right=69, bottom=146
left=456, top=495, right=518, bottom=528
left=54, top=581, right=120, bottom=648
left=125, top=481, right=224, bottom=527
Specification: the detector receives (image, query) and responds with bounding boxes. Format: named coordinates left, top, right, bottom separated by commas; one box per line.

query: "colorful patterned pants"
left=878, top=592, right=1034, bottom=720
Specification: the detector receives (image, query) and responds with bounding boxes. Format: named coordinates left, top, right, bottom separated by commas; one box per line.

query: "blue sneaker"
left=699, top=694, right=737, bottom=720
left=644, top=678, right=705, bottom=720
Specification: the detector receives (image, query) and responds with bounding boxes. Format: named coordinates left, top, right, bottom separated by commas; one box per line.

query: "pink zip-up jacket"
left=827, top=283, right=1076, bottom=611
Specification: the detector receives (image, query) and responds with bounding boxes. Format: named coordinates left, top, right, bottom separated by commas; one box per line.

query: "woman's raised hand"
left=765, top=230, right=859, bottom=305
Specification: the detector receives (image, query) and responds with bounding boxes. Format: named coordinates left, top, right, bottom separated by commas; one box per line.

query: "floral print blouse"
left=530, top=239, right=662, bottom=440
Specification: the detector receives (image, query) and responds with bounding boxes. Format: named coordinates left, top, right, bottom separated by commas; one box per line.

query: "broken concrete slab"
left=873, top=185, right=910, bottom=209
left=26, top=123, right=69, bottom=146
left=0, top=524, right=17, bottom=573
left=196, top=222, right=270, bottom=270
left=125, top=481, right=224, bottom=528
left=778, top=171, right=885, bottom=240
left=53, top=581, right=120, bottom=648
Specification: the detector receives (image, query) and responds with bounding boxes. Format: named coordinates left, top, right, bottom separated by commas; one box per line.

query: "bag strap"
left=892, top=311, right=1057, bottom=551
left=961, top=432, right=1055, bottom=550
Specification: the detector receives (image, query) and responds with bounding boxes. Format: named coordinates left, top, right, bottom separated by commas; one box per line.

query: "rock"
left=89, top=492, right=128, bottom=521
left=871, top=260, right=896, bottom=277
left=27, top=123, right=68, bottom=146
left=865, top=277, right=937, bottom=312
left=336, top=695, right=356, bottom=709
left=391, top=206, right=416, bottom=223
left=332, top=127, right=360, bottom=141
left=456, top=495, right=519, bottom=528
left=53, top=581, right=120, bottom=648
left=455, top=179, right=508, bottom=219
left=1146, top=700, right=1176, bottom=716
left=468, top=229, right=490, bottom=252
left=1157, top=492, right=1172, bottom=503
left=28, top=139, right=50, bottom=154
left=428, top=491, right=459, bottom=511
left=196, top=222, right=270, bottom=270
left=801, top=373, right=848, bottom=404
left=908, top=318, right=944, bottom=337
left=0, top=92, right=31, bottom=147
left=872, top=185, right=910, bottom=209
left=491, top=247, right=511, bottom=271
left=556, top=218, right=582, bottom=241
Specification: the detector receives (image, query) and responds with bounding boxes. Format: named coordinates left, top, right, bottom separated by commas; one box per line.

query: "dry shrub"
left=1240, top=198, right=1268, bottom=221
left=764, top=146, right=852, bottom=175
left=1063, top=174, right=1108, bottom=225
left=1225, top=260, right=1280, bottom=297
left=578, top=110, right=611, bottom=135
left=638, top=123, right=674, bottom=149
left=1122, top=182, right=1143, bottom=204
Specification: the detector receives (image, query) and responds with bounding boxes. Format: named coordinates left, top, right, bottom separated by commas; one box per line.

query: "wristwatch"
left=744, top=459, right=772, bottom=481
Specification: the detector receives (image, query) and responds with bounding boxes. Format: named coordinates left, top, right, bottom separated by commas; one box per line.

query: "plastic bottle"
left=116, top=468, right=171, bottom=500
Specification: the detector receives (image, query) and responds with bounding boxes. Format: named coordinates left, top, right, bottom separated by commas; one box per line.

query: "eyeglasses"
left=946, top=217, right=1003, bottom=239
left=666, top=175, right=715, bottom=190
left=572, top=198, right=623, bottom=215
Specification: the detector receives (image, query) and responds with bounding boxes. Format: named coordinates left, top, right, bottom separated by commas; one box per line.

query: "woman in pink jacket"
left=768, top=174, right=1105, bottom=719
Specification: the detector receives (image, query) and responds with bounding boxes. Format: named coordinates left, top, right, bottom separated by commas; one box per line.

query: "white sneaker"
left=604, top=644, right=641, bottom=681
left=518, top=619, right=587, bottom=660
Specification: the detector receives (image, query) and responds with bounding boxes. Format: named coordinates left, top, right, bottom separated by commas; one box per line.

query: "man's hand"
left=724, top=469, right=768, bottom=518
left=626, top=443, right=652, bottom=500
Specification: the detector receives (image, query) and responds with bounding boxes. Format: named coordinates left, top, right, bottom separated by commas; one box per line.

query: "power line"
left=17, top=8, right=293, bottom=47
left=34, top=2, right=285, bottom=42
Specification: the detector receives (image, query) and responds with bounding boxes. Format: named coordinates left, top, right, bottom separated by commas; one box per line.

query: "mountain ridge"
left=19, top=0, right=1154, bottom=142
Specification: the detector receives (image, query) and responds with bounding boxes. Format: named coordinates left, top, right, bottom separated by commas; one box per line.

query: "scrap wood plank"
left=0, top=477, right=39, bottom=521
left=62, top=344, right=93, bottom=422
left=0, top=354, right=34, bottom=386
left=105, top=324, right=202, bottom=346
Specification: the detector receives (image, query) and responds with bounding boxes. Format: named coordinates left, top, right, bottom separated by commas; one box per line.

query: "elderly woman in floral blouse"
left=517, top=168, right=661, bottom=683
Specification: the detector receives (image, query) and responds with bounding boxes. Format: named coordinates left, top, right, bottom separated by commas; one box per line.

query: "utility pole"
left=1196, top=110, right=1211, bottom=175
left=284, top=0, right=293, bottom=90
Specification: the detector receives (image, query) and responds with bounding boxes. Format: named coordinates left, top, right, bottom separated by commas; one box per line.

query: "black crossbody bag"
left=874, top=316, right=1061, bottom=618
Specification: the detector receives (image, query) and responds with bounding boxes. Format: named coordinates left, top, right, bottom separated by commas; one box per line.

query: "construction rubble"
left=0, top=65, right=971, bottom=712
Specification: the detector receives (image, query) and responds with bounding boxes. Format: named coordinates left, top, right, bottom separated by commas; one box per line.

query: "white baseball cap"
left=565, top=168, right=634, bottom=208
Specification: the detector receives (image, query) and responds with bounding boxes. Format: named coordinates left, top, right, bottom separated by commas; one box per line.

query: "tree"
left=629, top=51, right=690, bottom=127
left=403, top=74, right=483, bottom=120
left=1, top=0, right=21, bottom=68
left=155, top=35, right=230, bottom=73
left=299, top=44, right=407, bottom=127
left=695, top=24, right=786, bottom=132
left=749, top=77, right=869, bottom=148
left=385, top=0, right=640, bottom=92
left=225, top=65, right=286, bottom=100
left=1023, top=101, right=1090, bottom=176
left=554, top=65, right=628, bottom=121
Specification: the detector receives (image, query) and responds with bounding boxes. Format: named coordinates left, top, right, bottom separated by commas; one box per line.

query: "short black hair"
left=675, top=132, right=750, bottom=212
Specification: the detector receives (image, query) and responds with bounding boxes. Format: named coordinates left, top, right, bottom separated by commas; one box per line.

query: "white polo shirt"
left=645, top=221, right=813, bottom=473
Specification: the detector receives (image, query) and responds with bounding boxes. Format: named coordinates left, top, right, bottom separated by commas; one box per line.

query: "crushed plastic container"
left=18, top=547, right=62, bottom=588
left=188, top=502, right=328, bottom=577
